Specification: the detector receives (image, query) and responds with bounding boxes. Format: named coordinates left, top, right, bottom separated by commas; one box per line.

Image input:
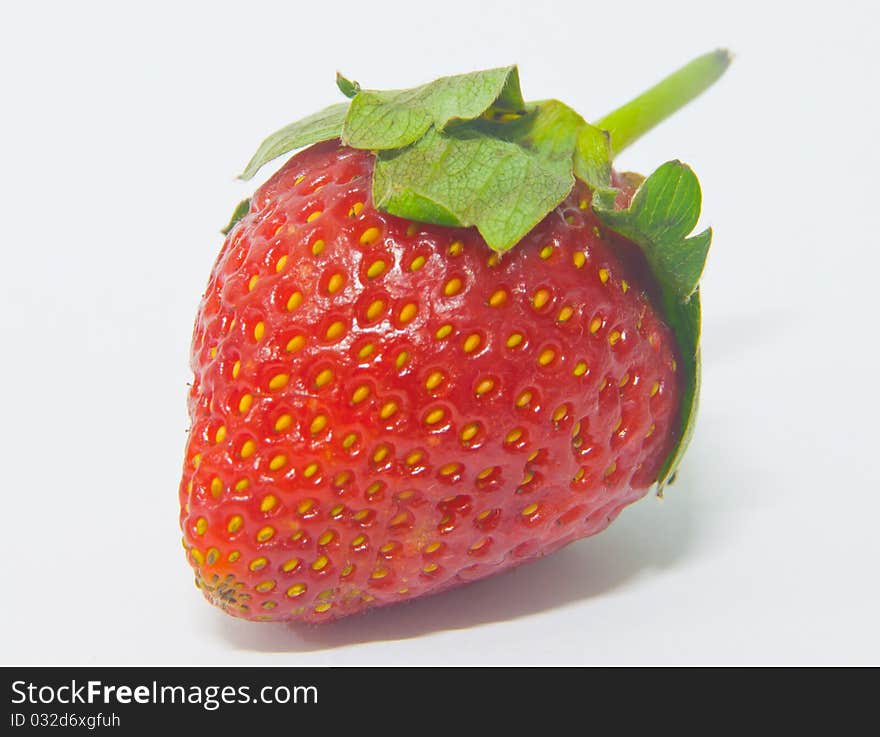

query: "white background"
left=2, top=0, right=878, bottom=665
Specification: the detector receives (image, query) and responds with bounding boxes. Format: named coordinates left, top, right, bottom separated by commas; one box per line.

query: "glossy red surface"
left=180, top=141, right=681, bottom=622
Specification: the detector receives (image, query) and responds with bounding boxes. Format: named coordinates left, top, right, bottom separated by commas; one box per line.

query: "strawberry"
left=181, top=52, right=729, bottom=622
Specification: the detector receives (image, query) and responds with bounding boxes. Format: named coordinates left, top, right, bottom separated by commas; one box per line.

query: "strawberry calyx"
left=239, top=51, right=728, bottom=255
left=234, top=52, right=730, bottom=490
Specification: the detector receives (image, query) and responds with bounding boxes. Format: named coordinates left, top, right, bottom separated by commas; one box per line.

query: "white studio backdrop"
left=0, top=0, right=877, bottom=664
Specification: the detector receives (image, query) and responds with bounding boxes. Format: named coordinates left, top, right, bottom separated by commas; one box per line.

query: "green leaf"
left=368, top=98, right=617, bottom=251
left=483, top=98, right=614, bottom=209
left=239, top=102, right=348, bottom=180
left=574, top=124, right=616, bottom=209
left=461, top=98, right=612, bottom=186
left=465, top=99, right=579, bottom=156
left=520, top=101, right=616, bottom=209
left=593, top=160, right=711, bottom=489
left=342, top=67, right=524, bottom=150
left=336, top=72, right=360, bottom=99
left=518, top=100, right=583, bottom=160
left=594, top=160, right=709, bottom=301
left=373, top=126, right=573, bottom=252
left=220, top=198, right=250, bottom=235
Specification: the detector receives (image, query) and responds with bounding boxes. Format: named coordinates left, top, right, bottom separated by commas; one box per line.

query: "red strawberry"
left=181, top=53, right=728, bottom=621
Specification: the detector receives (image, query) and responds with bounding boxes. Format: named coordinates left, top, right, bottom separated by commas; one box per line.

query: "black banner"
left=5, top=665, right=864, bottom=731
left=3, top=666, right=585, bottom=731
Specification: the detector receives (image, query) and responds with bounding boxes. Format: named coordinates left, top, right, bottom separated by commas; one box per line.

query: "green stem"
left=596, top=49, right=731, bottom=155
